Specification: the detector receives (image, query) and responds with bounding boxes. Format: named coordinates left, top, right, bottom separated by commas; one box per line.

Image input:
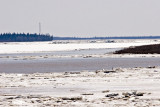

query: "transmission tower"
left=39, top=22, right=41, bottom=35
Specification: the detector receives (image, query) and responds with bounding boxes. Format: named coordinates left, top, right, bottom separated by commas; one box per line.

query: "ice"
left=0, top=40, right=158, bottom=54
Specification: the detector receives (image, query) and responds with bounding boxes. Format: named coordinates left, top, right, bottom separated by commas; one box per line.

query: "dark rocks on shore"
left=122, top=91, right=145, bottom=97
left=122, top=92, right=133, bottom=97
left=102, top=90, right=110, bottom=93
left=104, top=70, right=116, bottom=73
left=147, top=66, right=156, bottom=69
left=81, top=93, right=94, bottom=95
left=95, top=69, right=116, bottom=74
left=61, top=97, right=82, bottom=101
left=105, top=93, right=119, bottom=98
left=64, top=72, right=81, bottom=75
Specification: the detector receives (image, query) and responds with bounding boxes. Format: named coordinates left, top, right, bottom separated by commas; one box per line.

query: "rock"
left=123, top=98, right=129, bottom=100
left=70, top=97, right=82, bottom=101
left=105, top=93, right=119, bottom=98
left=95, top=70, right=103, bottom=74
left=104, top=70, right=116, bottom=73
left=15, top=95, right=25, bottom=99
left=135, top=92, right=144, bottom=96
left=83, top=56, right=92, bottom=58
left=62, top=97, right=82, bottom=101
left=122, top=92, right=132, bottom=97
left=6, top=97, right=14, bottom=100
left=95, top=69, right=116, bottom=74
left=132, top=91, right=137, bottom=95
left=64, top=72, right=69, bottom=75
left=122, top=91, right=144, bottom=97
left=64, top=72, right=81, bottom=75
left=102, top=90, right=110, bottom=93
left=36, top=100, right=42, bottom=103
left=30, top=78, right=35, bottom=79
left=69, top=72, right=81, bottom=74
left=27, top=95, right=41, bottom=99
left=81, top=93, right=94, bottom=95
left=61, top=97, right=70, bottom=100
left=31, top=100, right=34, bottom=103
left=147, top=66, right=156, bottom=68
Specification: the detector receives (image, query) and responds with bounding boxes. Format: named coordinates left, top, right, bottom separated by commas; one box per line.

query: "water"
left=0, top=57, right=160, bottom=73
left=0, top=48, right=160, bottom=73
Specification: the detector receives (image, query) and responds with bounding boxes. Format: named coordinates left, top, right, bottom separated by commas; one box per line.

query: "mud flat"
left=1, top=67, right=160, bottom=107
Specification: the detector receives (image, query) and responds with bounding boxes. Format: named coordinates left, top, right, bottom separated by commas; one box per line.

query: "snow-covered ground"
left=1, top=40, right=160, bottom=106
left=1, top=67, right=160, bottom=107
left=0, top=40, right=159, bottom=54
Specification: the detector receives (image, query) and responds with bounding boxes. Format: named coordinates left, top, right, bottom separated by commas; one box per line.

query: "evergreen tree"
left=0, top=33, right=53, bottom=42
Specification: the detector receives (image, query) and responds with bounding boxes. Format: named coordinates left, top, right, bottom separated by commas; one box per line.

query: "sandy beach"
left=1, top=67, right=160, bottom=107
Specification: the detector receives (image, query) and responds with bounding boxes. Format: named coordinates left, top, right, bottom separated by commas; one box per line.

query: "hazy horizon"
left=0, top=0, right=160, bottom=37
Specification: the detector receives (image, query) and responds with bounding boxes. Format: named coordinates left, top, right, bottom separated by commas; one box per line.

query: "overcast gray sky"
left=0, top=0, right=160, bottom=37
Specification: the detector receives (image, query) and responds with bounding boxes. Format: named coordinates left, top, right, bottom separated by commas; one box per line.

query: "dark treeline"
left=53, top=36, right=160, bottom=40
left=0, top=33, right=53, bottom=42
left=114, top=44, right=160, bottom=54
left=1, top=33, right=160, bottom=42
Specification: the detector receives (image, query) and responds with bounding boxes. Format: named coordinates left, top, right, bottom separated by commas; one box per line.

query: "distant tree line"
left=1, top=33, right=160, bottom=42
left=0, top=33, right=53, bottom=42
left=53, top=36, right=160, bottom=40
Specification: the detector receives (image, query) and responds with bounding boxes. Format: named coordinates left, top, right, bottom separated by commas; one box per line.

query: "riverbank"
left=1, top=67, right=160, bottom=107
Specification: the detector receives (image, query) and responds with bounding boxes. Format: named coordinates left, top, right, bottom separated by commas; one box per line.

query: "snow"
left=1, top=67, right=160, bottom=106
left=1, top=40, right=160, bottom=106
left=0, top=40, right=158, bottom=54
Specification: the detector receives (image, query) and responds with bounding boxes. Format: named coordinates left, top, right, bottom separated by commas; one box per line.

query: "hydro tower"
left=39, top=22, right=41, bottom=35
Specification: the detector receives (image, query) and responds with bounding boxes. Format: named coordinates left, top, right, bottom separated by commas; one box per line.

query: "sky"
left=0, top=0, right=160, bottom=37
